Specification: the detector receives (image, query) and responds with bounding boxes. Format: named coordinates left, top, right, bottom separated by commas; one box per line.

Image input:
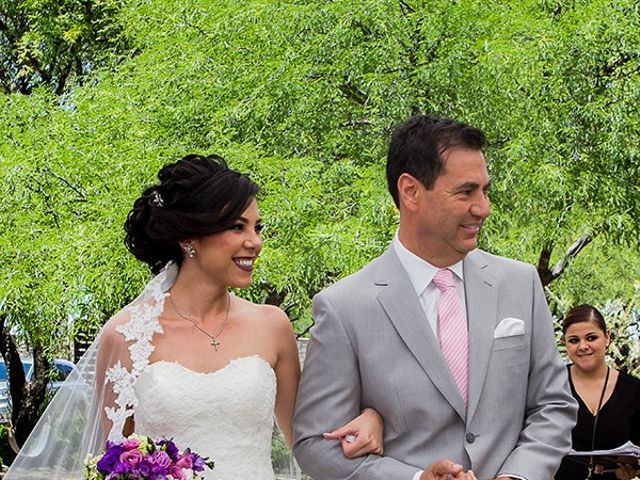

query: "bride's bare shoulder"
left=101, top=309, right=130, bottom=331
left=235, top=296, right=292, bottom=330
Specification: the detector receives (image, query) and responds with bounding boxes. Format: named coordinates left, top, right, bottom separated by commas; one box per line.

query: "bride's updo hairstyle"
left=124, top=154, right=259, bottom=273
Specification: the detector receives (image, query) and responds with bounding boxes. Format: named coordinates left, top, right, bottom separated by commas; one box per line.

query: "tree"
left=0, top=315, right=50, bottom=456
left=0, top=0, right=132, bottom=448
left=1, top=0, right=639, bottom=449
left=0, top=0, right=130, bottom=95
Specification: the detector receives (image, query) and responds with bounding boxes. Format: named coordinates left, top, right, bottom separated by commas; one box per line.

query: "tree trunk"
left=0, top=316, right=51, bottom=451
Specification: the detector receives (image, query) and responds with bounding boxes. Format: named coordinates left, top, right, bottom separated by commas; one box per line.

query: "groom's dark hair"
left=386, top=114, right=486, bottom=207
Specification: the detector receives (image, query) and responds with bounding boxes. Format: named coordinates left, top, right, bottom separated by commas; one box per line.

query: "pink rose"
left=175, top=454, right=193, bottom=470
left=119, top=449, right=143, bottom=465
left=121, top=438, right=141, bottom=450
left=168, top=465, right=186, bottom=480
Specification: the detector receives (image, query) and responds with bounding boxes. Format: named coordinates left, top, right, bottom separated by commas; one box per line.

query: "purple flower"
left=96, top=442, right=126, bottom=474
left=156, top=437, right=180, bottom=461
left=89, top=436, right=213, bottom=479
left=112, top=459, right=132, bottom=475
left=137, top=450, right=172, bottom=477
left=136, top=458, right=152, bottom=477
left=189, top=453, right=206, bottom=472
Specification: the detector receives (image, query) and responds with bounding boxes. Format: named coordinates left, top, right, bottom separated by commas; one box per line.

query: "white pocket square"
left=494, top=317, right=525, bottom=338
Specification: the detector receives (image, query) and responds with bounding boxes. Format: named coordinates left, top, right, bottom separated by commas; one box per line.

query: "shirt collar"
left=392, top=234, right=464, bottom=296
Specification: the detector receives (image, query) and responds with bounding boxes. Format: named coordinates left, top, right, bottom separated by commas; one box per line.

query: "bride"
left=6, top=154, right=382, bottom=479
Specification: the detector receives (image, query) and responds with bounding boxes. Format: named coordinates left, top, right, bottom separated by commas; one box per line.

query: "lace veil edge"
left=5, top=263, right=178, bottom=479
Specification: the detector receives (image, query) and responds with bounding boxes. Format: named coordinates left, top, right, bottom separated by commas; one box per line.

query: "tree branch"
left=537, top=234, right=593, bottom=287
left=600, top=51, right=638, bottom=78
left=43, top=166, right=88, bottom=202
left=399, top=0, right=415, bottom=15
left=25, top=180, right=61, bottom=228
left=24, top=51, right=51, bottom=84
left=338, top=78, right=369, bottom=105
left=296, top=323, right=313, bottom=339
left=55, top=60, right=72, bottom=95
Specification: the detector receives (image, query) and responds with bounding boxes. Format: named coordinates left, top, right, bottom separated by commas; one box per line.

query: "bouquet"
left=84, top=434, right=214, bottom=480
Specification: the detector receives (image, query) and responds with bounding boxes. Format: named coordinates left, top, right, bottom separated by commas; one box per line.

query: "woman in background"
left=555, top=304, right=640, bottom=480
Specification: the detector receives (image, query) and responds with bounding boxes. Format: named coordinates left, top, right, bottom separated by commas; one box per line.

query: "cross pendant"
left=211, top=338, right=220, bottom=351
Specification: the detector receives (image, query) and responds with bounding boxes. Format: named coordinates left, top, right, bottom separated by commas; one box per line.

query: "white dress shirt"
left=392, top=235, right=466, bottom=337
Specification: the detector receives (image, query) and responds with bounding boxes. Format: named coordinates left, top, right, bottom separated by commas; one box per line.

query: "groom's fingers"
left=459, top=469, right=477, bottom=480
left=421, top=459, right=464, bottom=480
left=449, top=466, right=476, bottom=480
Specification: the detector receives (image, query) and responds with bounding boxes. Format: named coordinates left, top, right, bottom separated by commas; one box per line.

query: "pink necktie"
left=433, top=269, right=469, bottom=406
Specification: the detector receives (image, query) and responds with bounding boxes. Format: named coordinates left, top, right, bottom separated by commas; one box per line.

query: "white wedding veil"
left=5, top=263, right=178, bottom=480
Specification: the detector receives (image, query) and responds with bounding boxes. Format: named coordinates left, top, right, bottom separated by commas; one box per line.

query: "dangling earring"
left=184, top=243, right=196, bottom=258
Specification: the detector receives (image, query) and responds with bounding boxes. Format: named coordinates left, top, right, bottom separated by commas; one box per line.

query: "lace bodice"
left=134, top=355, right=277, bottom=480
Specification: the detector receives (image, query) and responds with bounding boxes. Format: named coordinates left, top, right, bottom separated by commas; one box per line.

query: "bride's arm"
left=95, top=322, right=120, bottom=441
left=272, top=308, right=301, bottom=447
left=269, top=306, right=384, bottom=456
left=95, top=312, right=137, bottom=441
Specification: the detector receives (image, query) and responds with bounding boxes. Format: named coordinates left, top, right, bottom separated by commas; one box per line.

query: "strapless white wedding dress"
left=134, top=355, right=277, bottom=480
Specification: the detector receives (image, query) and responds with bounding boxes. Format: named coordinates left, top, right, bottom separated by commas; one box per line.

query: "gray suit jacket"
left=293, top=247, right=577, bottom=480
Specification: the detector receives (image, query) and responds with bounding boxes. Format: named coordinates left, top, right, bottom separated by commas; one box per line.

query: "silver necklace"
left=169, top=294, right=231, bottom=351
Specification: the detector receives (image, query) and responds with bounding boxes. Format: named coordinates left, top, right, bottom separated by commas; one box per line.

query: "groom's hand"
left=420, top=460, right=477, bottom=480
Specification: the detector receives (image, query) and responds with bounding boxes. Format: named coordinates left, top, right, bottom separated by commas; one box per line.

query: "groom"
left=293, top=114, right=577, bottom=480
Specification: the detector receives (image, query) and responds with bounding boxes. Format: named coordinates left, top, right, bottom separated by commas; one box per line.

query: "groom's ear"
left=397, top=173, right=421, bottom=213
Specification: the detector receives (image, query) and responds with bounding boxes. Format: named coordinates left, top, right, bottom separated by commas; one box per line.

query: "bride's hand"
left=322, top=407, right=384, bottom=458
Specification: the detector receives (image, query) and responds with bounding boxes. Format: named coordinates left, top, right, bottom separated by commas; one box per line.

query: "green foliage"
left=604, top=294, right=640, bottom=376
left=0, top=0, right=638, bottom=365
left=270, top=427, right=291, bottom=474
left=0, top=422, right=11, bottom=466
left=0, top=0, right=130, bottom=94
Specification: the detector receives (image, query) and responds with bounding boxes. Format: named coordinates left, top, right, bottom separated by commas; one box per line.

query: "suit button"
left=466, top=433, right=476, bottom=443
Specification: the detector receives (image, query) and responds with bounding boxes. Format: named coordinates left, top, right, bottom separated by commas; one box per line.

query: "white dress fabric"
left=134, top=357, right=277, bottom=480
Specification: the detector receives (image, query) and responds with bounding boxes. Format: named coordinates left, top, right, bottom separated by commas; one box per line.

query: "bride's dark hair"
left=124, top=154, right=259, bottom=273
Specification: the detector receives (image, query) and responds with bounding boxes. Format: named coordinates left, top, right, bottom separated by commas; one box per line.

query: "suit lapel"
left=463, top=250, right=497, bottom=421
left=374, top=248, right=466, bottom=420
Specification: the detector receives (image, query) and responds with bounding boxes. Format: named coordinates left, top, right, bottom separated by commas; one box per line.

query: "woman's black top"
left=555, top=366, right=640, bottom=480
